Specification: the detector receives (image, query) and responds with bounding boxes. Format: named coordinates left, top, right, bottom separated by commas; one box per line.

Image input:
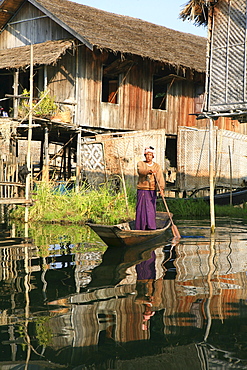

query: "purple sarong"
left=135, top=189, right=156, bottom=230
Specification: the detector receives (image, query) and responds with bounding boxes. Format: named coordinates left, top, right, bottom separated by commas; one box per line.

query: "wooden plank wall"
left=0, top=2, right=71, bottom=48
left=78, top=49, right=203, bottom=134
left=1, top=0, right=247, bottom=138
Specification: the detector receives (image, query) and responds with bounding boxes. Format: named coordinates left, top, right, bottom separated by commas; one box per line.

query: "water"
left=0, top=219, right=247, bottom=369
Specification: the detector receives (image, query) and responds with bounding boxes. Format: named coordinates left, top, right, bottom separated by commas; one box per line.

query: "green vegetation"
left=18, top=89, right=57, bottom=118
left=11, top=181, right=136, bottom=225
left=215, top=203, right=247, bottom=218
left=158, top=198, right=209, bottom=218
left=159, top=197, right=247, bottom=219
left=33, top=89, right=57, bottom=116
left=10, top=182, right=247, bottom=229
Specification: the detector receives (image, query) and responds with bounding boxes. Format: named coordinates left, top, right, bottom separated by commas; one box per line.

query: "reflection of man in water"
left=142, top=303, right=155, bottom=331
left=136, top=250, right=156, bottom=280
left=135, top=250, right=159, bottom=331
left=134, top=243, right=178, bottom=330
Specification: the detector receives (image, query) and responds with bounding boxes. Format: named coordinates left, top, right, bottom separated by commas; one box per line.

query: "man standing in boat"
left=135, top=146, right=165, bottom=230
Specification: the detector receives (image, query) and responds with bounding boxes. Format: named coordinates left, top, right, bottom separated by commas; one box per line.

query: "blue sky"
left=76, top=0, right=207, bottom=37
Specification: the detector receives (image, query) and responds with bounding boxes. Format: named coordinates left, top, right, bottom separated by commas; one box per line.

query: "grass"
left=10, top=181, right=136, bottom=225
left=10, top=182, right=247, bottom=228
left=158, top=197, right=247, bottom=219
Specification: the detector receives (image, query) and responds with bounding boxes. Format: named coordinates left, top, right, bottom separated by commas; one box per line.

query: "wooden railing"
left=0, top=157, right=31, bottom=204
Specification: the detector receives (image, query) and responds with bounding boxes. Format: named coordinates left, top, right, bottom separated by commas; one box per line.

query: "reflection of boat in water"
left=86, top=211, right=172, bottom=247
left=87, top=237, right=173, bottom=289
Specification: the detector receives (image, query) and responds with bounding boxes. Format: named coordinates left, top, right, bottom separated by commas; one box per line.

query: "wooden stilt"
left=13, top=69, right=19, bottom=119
left=76, top=128, right=81, bottom=192
left=68, top=135, right=72, bottom=179
left=43, top=126, right=49, bottom=182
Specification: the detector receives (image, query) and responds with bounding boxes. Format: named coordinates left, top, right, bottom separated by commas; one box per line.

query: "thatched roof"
left=35, top=0, right=207, bottom=72
left=0, top=0, right=207, bottom=72
left=179, top=0, right=211, bottom=26
left=0, top=39, right=74, bottom=69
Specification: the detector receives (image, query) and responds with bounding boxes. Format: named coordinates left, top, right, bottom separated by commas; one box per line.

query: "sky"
left=75, top=0, right=207, bottom=37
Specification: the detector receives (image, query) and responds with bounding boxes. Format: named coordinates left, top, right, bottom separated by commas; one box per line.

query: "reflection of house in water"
left=0, top=232, right=247, bottom=367
left=47, top=237, right=247, bottom=343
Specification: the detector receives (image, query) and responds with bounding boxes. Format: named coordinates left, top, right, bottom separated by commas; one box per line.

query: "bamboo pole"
left=76, top=128, right=82, bottom=192
left=117, top=150, right=130, bottom=217
left=209, top=118, right=215, bottom=233
left=13, top=69, right=19, bottom=119
left=24, top=44, right=33, bottom=224
left=43, top=126, right=49, bottom=182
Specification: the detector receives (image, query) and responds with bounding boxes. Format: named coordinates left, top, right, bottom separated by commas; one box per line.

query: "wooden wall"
left=0, top=2, right=70, bottom=48
left=77, top=48, right=204, bottom=134
left=1, top=1, right=247, bottom=137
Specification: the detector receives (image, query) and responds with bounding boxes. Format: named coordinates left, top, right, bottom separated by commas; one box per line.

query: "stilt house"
left=0, top=0, right=246, bottom=195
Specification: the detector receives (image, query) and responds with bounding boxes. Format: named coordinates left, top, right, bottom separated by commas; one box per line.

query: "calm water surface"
left=0, top=219, right=247, bottom=369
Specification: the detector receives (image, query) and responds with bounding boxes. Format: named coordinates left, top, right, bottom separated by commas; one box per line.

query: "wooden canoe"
left=86, top=211, right=172, bottom=248
left=203, top=187, right=247, bottom=206
left=165, top=187, right=247, bottom=206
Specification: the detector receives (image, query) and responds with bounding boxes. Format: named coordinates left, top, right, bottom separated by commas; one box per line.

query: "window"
left=152, top=75, right=167, bottom=110
left=19, top=66, right=44, bottom=98
left=102, top=66, right=119, bottom=104
left=194, top=84, right=205, bottom=113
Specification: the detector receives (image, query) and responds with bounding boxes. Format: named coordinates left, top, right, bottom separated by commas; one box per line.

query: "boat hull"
left=165, top=188, right=247, bottom=206
left=86, top=212, right=172, bottom=248
left=204, top=187, right=247, bottom=206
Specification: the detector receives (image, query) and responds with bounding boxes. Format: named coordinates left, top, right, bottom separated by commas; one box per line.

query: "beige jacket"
left=137, top=161, right=165, bottom=191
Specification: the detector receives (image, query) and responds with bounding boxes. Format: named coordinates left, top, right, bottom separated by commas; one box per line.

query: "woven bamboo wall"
left=177, top=126, right=247, bottom=190
left=207, top=0, right=247, bottom=112
left=81, top=129, right=166, bottom=187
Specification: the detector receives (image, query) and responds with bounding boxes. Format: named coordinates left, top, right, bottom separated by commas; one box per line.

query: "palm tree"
left=179, top=0, right=211, bottom=26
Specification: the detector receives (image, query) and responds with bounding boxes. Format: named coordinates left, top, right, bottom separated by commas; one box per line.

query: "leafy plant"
left=34, top=90, right=57, bottom=116
left=18, top=89, right=57, bottom=118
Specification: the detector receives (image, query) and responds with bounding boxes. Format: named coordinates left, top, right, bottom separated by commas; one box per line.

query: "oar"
left=154, top=173, right=181, bottom=239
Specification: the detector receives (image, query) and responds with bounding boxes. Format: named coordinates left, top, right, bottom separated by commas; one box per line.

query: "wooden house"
left=0, top=0, right=246, bottom=194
